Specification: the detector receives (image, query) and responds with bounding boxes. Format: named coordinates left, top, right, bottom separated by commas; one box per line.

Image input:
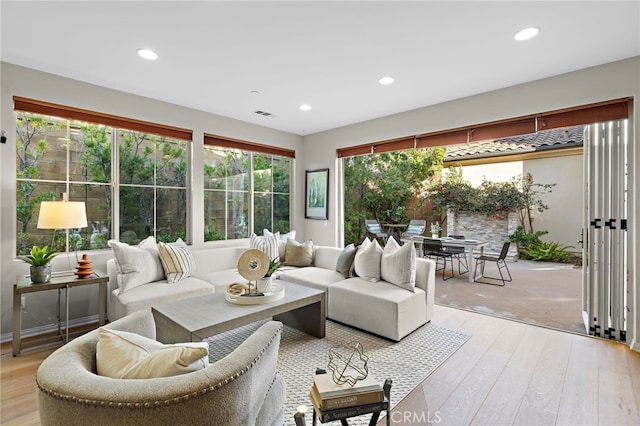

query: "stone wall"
left=446, top=210, right=519, bottom=258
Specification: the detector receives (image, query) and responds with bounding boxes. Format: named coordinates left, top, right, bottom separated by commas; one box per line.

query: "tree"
left=343, top=148, right=444, bottom=245
left=15, top=113, right=61, bottom=254
left=516, top=173, right=555, bottom=234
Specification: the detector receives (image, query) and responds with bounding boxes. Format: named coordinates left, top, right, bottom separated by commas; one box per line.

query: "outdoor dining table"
left=406, top=236, right=489, bottom=283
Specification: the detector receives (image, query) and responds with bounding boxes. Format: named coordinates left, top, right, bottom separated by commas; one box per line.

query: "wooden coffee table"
left=152, top=280, right=325, bottom=343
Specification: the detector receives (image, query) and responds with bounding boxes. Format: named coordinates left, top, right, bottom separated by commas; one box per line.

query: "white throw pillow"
left=157, top=240, right=195, bottom=283
left=96, top=328, right=209, bottom=379
left=381, top=237, right=416, bottom=292
left=263, top=229, right=296, bottom=261
left=353, top=238, right=383, bottom=282
left=108, top=236, right=165, bottom=293
left=250, top=232, right=280, bottom=262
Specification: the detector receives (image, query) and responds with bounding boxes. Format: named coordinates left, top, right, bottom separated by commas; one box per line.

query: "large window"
left=203, top=143, right=292, bottom=241
left=15, top=105, right=189, bottom=255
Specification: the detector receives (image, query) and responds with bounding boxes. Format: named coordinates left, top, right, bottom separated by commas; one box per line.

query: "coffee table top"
left=152, top=279, right=324, bottom=341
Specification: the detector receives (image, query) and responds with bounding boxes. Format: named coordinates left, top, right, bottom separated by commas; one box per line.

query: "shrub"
left=524, top=241, right=574, bottom=263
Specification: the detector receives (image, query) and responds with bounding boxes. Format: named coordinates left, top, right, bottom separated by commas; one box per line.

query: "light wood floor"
left=2, top=305, right=639, bottom=425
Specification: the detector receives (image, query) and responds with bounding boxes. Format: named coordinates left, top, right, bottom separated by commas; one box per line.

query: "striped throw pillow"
left=250, top=232, right=280, bottom=262
left=157, top=241, right=195, bottom=283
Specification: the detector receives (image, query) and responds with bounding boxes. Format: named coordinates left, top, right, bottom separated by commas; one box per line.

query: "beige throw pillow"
left=284, top=238, right=314, bottom=266
left=96, top=328, right=209, bottom=379
left=381, top=237, right=416, bottom=292
left=353, top=238, right=383, bottom=282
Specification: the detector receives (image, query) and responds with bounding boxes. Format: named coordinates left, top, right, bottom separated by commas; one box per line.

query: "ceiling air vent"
left=254, top=110, right=276, bottom=118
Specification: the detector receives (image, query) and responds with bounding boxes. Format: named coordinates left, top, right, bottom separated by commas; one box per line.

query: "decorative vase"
left=432, top=233, right=439, bottom=239
left=30, top=264, right=51, bottom=283
left=257, top=276, right=272, bottom=293
left=75, top=254, right=95, bottom=279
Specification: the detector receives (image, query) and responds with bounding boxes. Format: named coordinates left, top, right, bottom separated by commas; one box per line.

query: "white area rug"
left=208, top=320, right=471, bottom=425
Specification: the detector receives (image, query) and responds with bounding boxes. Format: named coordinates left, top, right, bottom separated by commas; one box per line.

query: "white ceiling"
left=2, top=1, right=639, bottom=136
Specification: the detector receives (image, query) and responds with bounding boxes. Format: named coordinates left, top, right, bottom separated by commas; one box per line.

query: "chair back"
left=365, top=219, right=382, bottom=233
left=498, top=242, right=511, bottom=260
left=403, top=220, right=426, bottom=236
left=423, top=238, right=444, bottom=253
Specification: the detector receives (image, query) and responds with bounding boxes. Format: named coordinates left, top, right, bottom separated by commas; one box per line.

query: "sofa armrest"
left=415, top=257, right=436, bottom=322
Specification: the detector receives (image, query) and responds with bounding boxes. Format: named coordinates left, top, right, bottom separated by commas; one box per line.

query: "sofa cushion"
left=251, top=232, right=280, bottom=262
left=108, top=237, right=165, bottom=293
left=328, top=278, right=427, bottom=341
left=284, top=238, right=314, bottom=267
left=158, top=240, right=196, bottom=283
left=335, top=244, right=357, bottom=278
left=264, top=229, right=296, bottom=262
left=196, top=268, right=248, bottom=293
left=353, top=238, right=382, bottom=282
left=381, top=238, right=416, bottom=292
left=96, top=328, right=209, bottom=379
left=112, top=277, right=214, bottom=318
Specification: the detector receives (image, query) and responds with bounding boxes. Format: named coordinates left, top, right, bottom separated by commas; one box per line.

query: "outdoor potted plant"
left=385, top=206, right=406, bottom=224
left=257, top=258, right=281, bottom=293
left=20, top=245, right=58, bottom=283
left=430, top=222, right=442, bottom=239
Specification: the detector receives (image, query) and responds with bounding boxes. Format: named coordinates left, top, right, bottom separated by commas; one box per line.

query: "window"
left=203, top=142, right=292, bottom=241
left=15, top=100, right=190, bottom=255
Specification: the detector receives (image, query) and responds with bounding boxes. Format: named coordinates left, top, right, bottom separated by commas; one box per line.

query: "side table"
left=310, top=379, right=392, bottom=426
left=12, top=270, right=108, bottom=356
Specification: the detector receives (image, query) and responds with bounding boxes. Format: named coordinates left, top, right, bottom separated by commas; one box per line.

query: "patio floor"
left=433, top=258, right=586, bottom=335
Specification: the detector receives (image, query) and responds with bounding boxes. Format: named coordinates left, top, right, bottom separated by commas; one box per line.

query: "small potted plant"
left=257, top=258, right=282, bottom=293
left=20, top=245, right=58, bottom=283
left=430, top=222, right=442, bottom=239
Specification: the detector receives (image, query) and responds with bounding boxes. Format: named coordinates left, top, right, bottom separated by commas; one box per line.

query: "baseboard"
left=631, top=338, right=640, bottom=353
left=1, top=315, right=99, bottom=344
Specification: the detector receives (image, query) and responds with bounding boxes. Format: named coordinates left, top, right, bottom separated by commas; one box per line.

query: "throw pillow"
left=250, top=232, right=280, bottom=262
left=263, top=228, right=296, bottom=261
left=353, top=238, right=383, bottom=282
left=157, top=240, right=195, bottom=283
left=96, top=328, right=209, bottom=379
left=335, top=243, right=357, bottom=278
left=284, top=238, right=314, bottom=267
left=108, top=236, right=165, bottom=293
left=381, top=237, right=416, bottom=292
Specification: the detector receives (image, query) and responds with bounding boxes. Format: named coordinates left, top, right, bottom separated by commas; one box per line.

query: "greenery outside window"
left=15, top=109, right=189, bottom=255
left=203, top=145, right=291, bottom=241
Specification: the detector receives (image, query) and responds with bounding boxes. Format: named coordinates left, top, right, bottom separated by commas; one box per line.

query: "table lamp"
left=37, top=194, right=88, bottom=271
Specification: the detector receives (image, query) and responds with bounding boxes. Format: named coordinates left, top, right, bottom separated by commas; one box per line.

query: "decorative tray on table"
left=225, top=283, right=285, bottom=305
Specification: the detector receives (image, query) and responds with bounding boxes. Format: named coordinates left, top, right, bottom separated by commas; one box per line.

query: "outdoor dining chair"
left=365, top=219, right=388, bottom=244
left=474, top=241, right=512, bottom=286
left=401, top=219, right=426, bottom=239
left=422, top=238, right=454, bottom=280
left=444, top=235, right=468, bottom=275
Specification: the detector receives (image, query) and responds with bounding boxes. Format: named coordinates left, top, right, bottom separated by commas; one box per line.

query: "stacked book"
left=309, top=373, right=387, bottom=422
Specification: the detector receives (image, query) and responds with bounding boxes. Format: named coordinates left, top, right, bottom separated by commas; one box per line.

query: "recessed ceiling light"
left=250, top=90, right=260, bottom=95
left=514, top=27, right=540, bottom=41
left=137, top=48, right=158, bottom=60
left=299, top=104, right=311, bottom=111
left=379, top=76, right=395, bottom=85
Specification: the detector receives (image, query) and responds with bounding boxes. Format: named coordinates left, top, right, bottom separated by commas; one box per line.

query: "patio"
left=433, top=258, right=585, bottom=335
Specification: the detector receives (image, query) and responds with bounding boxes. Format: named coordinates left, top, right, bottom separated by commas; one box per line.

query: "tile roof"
left=444, top=126, right=584, bottom=161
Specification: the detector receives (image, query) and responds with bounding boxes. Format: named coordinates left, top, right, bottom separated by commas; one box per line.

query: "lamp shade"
left=37, top=201, right=88, bottom=230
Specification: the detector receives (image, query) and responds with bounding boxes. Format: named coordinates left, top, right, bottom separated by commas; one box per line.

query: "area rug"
left=208, top=320, right=471, bottom=425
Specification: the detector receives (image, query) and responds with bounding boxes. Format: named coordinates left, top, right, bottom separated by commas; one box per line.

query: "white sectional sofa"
left=106, top=242, right=436, bottom=341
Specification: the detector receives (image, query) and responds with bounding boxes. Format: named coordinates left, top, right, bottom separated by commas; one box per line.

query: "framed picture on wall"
left=305, top=168, right=329, bottom=220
